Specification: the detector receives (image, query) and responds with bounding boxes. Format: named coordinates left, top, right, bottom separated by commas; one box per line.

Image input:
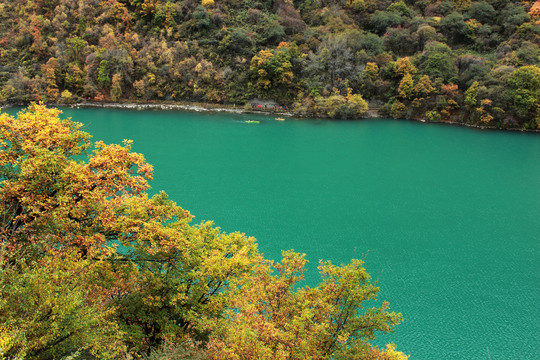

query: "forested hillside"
left=0, top=0, right=539, bottom=127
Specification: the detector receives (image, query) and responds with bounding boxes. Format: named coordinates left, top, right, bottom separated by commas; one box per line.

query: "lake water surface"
left=6, top=107, right=539, bottom=359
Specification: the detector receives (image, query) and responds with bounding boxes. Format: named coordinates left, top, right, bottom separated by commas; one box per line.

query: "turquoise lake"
left=5, top=107, right=539, bottom=359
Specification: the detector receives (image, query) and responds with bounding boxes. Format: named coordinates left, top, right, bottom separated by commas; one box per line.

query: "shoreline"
left=70, top=101, right=295, bottom=117
left=1, top=100, right=538, bottom=133
left=1, top=100, right=296, bottom=117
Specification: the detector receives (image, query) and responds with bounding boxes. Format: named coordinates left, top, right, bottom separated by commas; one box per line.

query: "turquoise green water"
left=5, top=107, right=539, bottom=359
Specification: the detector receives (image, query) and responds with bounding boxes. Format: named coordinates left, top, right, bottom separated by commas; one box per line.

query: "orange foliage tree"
left=205, top=251, right=405, bottom=360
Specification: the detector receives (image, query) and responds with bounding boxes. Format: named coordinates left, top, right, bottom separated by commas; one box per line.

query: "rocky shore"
left=1, top=100, right=538, bottom=133
left=66, top=100, right=296, bottom=117
left=72, top=101, right=245, bottom=114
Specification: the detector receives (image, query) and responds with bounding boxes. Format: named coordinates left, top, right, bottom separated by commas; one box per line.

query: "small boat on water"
left=246, top=120, right=260, bottom=124
left=275, top=117, right=285, bottom=121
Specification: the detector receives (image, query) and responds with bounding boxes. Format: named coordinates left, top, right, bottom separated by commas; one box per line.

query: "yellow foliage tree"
left=414, top=75, right=435, bottom=98
left=398, top=73, right=414, bottom=100
left=206, top=251, right=404, bottom=360
left=41, top=58, right=59, bottom=101
left=61, top=89, right=73, bottom=103
left=394, top=57, right=416, bottom=77
left=111, top=73, right=122, bottom=101
left=202, top=0, right=215, bottom=8
left=364, top=62, right=379, bottom=81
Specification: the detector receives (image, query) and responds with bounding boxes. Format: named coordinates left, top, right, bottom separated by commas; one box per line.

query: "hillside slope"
left=0, top=0, right=538, bottom=128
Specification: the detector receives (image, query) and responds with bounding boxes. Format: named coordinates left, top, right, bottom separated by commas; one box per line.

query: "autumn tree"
left=414, top=75, right=435, bottom=98
left=530, top=1, right=540, bottom=22
left=398, top=73, right=414, bottom=100
left=0, top=104, right=127, bottom=357
left=206, top=251, right=405, bottom=360
left=40, top=58, right=60, bottom=101
left=66, top=36, right=87, bottom=65
left=250, top=44, right=297, bottom=101
left=0, top=249, right=125, bottom=359
left=64, top=63, right=86, bottom=94
left=364, top=62, right=379, bottom=81
left=0, top=104, right=260, bottom=354
left=111, top=73, right=122, bottom=101
left=394, top=57, right=416, bottom=78
left=464, top=81, right=479, bottom=109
